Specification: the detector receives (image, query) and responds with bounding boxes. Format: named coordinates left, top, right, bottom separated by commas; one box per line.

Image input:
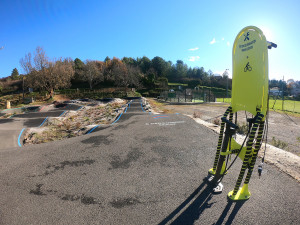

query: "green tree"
left=122, top=57, right=137, bottom=67
left=175, top=60, right=188, bottom=79
left=11, top=68, right=20, bottom=80
left=104, top=56, right=111, bottom=62
left=73, top=58, right=85, bottom=82
left=156, top=77, right=168, bottom=91
left=152, top=56, right=167, bottom=77
left=139, top=56, right=152, bottom=74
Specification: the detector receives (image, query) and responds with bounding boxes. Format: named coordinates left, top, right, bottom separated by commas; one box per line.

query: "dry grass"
left=193, top=110, right=202, bottom=118
left=213, top=118, right=220, bottom=125
left=24, top=99, right=125, bottom=145
left=147, top=98, right=173, bottom=113
left=53, top=94, right=71, bottom=102
left=271, top=137, right=288, bottom=150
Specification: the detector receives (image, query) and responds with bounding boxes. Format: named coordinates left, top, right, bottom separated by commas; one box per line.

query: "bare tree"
left=114, top=63, right=142, bottom=88
left=83, top=60, right=104, bottom=89
left=20, top=52, right=33, bottom=74
left=20, top=46, right=74, bottom=97
left=34, top=46, right=48, bottom=71
left=48, top=58, right=74, bottom=94
left=127, top=65, right=142, bottom=88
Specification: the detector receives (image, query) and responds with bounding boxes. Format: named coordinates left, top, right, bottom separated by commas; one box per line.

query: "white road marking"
left=145, top=121, right=185, bottom=126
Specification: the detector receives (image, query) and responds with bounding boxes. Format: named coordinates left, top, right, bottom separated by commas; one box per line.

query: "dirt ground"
left=148, top=99, right=300, bottom=157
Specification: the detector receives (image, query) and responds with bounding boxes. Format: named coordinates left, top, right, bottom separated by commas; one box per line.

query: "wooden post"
left=6, top=101, right=11, bottom=109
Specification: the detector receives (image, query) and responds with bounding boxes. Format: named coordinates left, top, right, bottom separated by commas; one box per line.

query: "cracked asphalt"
left=0, top=99, right=299, bottom=225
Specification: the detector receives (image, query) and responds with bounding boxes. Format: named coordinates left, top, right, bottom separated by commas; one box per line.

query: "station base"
left=228, top=184, right=251, bottom=201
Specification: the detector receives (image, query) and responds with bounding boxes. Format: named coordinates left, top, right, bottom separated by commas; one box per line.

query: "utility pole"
left=282, top=76, right=284, bottom=111
left=224, top=69, right=229, bottom=99
left=22, top=76, right=25, bottom=101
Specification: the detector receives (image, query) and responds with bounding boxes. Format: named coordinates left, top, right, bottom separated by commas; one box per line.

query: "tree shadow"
left=158, top=179, right=214, bottom=225
left=214, top=200, right=245, bottom=225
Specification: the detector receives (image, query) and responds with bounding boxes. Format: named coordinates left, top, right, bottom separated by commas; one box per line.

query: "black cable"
left=217, top=123, right=251, bottom=182
left=223, top=129, right=250, bottom=173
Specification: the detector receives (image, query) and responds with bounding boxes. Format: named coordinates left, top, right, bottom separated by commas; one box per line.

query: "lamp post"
left=223, top=69, right=229, bottom=100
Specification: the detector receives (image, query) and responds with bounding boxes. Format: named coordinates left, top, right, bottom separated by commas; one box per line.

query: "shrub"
left=213, top=118, right=220, bottom=125
left=193, top=110, right=201, bottom=118
left=271, top=137, right=288, bottom=149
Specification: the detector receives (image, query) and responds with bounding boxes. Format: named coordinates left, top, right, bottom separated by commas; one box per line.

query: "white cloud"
left=188, top=47, right=199, bottom=51
left=227, top=41, right=230, bottom=46
left=188, top=56, right=200, bottom=62
left=221, top=37, right=225, bottom=41
left=210, top=38, right=216, bottom=44
left=214, top=70, right=232, bottom=78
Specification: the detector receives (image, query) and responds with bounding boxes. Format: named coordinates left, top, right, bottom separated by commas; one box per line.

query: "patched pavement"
left=0, top=99, right=299, bottom=224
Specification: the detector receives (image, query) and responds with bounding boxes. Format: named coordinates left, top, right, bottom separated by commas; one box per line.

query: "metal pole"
left=22, top=76, right=25, bottom=101
left=282, top=76, right=284, bottom=111
left=224, top=69, right=229, bottom=99
left=226, top=71, right=228, bottom=99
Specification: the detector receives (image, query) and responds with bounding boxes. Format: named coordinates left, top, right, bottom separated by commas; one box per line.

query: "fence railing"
left=159, top=87, right=230, bottom=103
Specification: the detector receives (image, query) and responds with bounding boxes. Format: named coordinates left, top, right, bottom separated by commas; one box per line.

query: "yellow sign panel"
left=231, top=26, right=269, bottom=117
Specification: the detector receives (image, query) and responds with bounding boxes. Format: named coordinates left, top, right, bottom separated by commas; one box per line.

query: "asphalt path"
left=0, top=103, right=81, bottom=150
left=0, top=99, right=299, bottom=224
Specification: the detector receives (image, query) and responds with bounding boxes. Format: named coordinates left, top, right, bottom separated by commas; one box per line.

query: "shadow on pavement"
left=214, top=200, right=245, bottom=225
left=158, top=180, right=213, bottom=225
left=23, top=118, right=45, bottom=127
left=0, top=118, right=14, bottom=124
left=158, top=179, right=246, bottom=225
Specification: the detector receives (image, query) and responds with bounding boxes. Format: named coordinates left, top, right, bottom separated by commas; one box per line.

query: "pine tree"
left=11, top=68, right=20, bottom=80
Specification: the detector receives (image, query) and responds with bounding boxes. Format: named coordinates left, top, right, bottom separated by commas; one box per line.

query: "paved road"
left=0, top=99, right=299, bottom=224
left=0, top=103, right=81, bottom=150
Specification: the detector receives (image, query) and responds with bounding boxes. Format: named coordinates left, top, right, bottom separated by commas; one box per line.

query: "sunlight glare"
left=260, top=26, right=274, bottom=41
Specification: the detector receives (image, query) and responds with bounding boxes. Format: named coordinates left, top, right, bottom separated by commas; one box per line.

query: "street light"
left=223, top=69, right=229, bottom=99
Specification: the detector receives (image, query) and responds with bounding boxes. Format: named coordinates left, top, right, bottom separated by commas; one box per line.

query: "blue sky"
left=1, top=0, right=300, bottom=81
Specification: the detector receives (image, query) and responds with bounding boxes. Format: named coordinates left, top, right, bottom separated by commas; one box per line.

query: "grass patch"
left=168, top=83, right=188, bottom=86
left=269, top=99, right=300, bottom=113
left=216, top=98, right=300, bottom=114
left=216, top=98, right=231, bottom=103
left=271, top=137, right=288, bottom=149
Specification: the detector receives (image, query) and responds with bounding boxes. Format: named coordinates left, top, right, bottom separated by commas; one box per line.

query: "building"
left=269, top=87, right=282, bottom=96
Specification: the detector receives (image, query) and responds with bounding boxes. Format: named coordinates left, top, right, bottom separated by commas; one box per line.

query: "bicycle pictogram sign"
left=244, top=62, right=252, bottom=72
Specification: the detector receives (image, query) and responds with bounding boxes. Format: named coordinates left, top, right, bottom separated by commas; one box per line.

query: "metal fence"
left=159, top=87, right=230, bottom=103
